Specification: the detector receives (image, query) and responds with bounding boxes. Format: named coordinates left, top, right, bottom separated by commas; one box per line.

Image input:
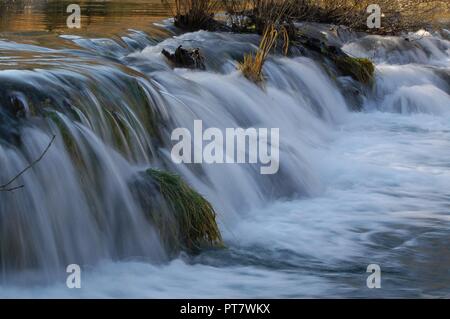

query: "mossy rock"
left=334, top=56, right=375, bottom=85
left=293, top=31, right=375, bottom=85
left=132, top=169, right=223, bottom=255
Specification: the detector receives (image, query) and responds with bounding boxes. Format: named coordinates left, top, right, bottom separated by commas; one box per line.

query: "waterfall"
left=1, top=25, right=450, bottom=296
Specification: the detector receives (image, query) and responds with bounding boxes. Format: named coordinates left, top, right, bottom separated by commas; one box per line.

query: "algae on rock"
left=132, top=168, right=223, bottom=255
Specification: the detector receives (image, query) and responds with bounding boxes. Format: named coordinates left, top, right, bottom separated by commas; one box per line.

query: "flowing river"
left=1, top=1, right=450, bottom=298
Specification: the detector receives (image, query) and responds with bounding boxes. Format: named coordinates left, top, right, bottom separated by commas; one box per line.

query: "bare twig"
left=0, top=185, right=25, bottom=192
left=0, top=135, right=56, bottom=192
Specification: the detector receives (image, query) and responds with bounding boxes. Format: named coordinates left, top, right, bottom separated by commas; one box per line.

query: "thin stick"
left=0, top=135, right=56, bottom=192
left=0, top=185, right=25, bottom=192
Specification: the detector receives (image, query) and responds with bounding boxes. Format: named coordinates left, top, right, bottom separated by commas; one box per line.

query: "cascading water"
left=1, top=19, right=450, bottom=297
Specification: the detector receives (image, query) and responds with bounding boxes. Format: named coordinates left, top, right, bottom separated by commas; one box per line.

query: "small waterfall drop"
left=1, top=23, right=450, bottom=297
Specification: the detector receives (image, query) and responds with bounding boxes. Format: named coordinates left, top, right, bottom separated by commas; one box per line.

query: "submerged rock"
left=162, top=45, right=206, bottom=70
left=131, top=169, right=223, bottom=255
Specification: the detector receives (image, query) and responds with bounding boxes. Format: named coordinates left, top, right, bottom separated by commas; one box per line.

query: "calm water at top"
left=0, top=0, right=172, bottom=45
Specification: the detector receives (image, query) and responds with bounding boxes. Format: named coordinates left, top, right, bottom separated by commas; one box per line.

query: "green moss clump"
left=335, top=56, right=375, bottom=85
left=145, top=169, right=223, bottom=253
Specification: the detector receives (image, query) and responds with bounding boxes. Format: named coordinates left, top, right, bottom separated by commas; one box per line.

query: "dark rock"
left=174, top=13, right=230, bottom=32
left=162, top=45, right=206, bottom=70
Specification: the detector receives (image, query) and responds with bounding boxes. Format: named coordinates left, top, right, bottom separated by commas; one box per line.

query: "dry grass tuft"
left=238, top=23, right=288, bottom=83
left=224, top=0, right=296, bottom=34
left=223, top=0, right=449, bottom=35
left=162, top=0, right=220, bottom=31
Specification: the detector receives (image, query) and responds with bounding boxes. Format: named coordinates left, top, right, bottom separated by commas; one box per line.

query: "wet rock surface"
left=162, top=45, right=206, bottom=70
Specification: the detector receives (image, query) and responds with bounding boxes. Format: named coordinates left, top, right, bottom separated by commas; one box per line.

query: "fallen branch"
left=0, top=135, right=56, bottom=192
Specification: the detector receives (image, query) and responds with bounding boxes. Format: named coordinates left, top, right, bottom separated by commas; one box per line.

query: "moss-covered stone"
left=334, top=56, right=375, bottom=85
left=133, top=169, right=223, bottom=255
left=162, top=46, right=206, bottom=70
